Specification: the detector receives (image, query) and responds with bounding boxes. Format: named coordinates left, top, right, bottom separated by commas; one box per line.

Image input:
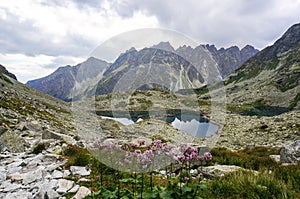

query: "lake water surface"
left=97, top=110, right=219, bottom=138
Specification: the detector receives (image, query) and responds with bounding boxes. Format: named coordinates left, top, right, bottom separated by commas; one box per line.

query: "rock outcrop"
left=280, top=140, right=300, bottom=163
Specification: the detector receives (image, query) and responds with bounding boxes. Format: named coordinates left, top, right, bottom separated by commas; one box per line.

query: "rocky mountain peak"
left=254, top=23, right=300, bottom=62
left=273, top=23, right=300, bottom=53
left=151, top=41, right=175, bottom=52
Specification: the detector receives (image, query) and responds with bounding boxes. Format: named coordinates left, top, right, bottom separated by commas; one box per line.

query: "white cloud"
left=0, top=53, right=85, bottom=83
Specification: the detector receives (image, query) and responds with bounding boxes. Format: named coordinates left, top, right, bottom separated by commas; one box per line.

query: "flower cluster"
left=93, top=139, right=212, bottom=173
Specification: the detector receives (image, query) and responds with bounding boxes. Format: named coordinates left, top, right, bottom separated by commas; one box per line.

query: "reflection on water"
left=101, top=116, right=143, bottom=125
left=98, top=110, right=219, bottom=138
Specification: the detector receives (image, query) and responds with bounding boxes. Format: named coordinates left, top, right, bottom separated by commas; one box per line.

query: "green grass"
left=199, top=170, right=296, bottom=199
left=210, top=147, right=280, bottom=170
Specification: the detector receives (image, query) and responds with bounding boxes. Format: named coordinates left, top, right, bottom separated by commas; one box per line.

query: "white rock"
left=56, top=179, right=74, bottom=194
left=269, top=155, right=280, bottom=163
left=23, top=166, right=45, bottom=185
left=7, top=166, right=22, bottom=175
left=52, top=170, right=63, bottom=179
left=70, top=166, right=91, bottom=176
left=71, top=186, right=91, bottom=199
left=159, top=170, right=166, bottom=175
left=63, top=170, right=71, bottom=178
left=4, top=190, right=32, bottom=199
left=280, top=140, right=300, bottom=163
left=8, top=172, right=26, bottom=182
left=68, top=185, right=80, bottom=193
left=37, top=179, right=59, bottom=197
left=0, top=166, right=6, bottom=183
left=77, top=178, right=90, bottom=183
left=201, top=165, right=255, bottom=177
left=1, top=181, right=21, bottom=192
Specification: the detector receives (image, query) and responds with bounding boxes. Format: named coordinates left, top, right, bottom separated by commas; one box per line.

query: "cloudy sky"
left=0, top=0, right=299, bottom=83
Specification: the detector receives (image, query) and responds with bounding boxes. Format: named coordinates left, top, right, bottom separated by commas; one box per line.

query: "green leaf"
left=143, top=192, right=158, bottom=198
left=182, top=186, right=193, bottom=193
left=159, top=191, right=174, bottom=199
left=120, top=178, right=135, bottom=183
left=194, top=183, right=207, bottom=190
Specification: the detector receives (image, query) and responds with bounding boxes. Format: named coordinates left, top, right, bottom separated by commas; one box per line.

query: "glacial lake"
left=96, top=110, right=219, bottom=138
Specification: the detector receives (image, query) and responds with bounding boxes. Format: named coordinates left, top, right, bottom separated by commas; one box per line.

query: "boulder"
left=70, top=166, right=91, bottom=176
left=0, top=131, right=28, bottom=153
left=200, top=165, right=255, bottom=177
left=23, top=166, right=45, bottom=185
left=27, top=120, right=43, bottom=132
left=71, top=186, right=91, bottom=199
left=280, top=140, right=300, bottom=163
left=56, top=179, right=74, bottom=194
left=52, top=170, right=63, bottom=179
left=42, top=130, right=64, bottom=140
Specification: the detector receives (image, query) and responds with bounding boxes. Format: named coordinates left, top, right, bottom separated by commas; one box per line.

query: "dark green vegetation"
left=31, top=143, right=46, bottom=154
left=0, top=74, right=13, bottom=85
left=227, top=99, right=290, bottom=116
left=177, top=85, right=209, bottom=96
left=289, top=93, right=300, bottom=109
left=61, top=145, right=299, bottom=199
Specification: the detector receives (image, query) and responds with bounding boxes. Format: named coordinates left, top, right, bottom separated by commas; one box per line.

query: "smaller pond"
left=96, top=110, right=219, bottom=138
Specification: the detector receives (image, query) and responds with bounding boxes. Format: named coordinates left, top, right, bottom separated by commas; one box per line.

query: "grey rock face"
left=280, top=140, right=300, bottom=163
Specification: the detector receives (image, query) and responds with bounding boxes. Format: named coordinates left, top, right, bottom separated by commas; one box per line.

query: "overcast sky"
left=0, top=0, right=299, bottom=83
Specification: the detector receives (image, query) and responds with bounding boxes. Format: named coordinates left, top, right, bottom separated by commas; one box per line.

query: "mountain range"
left=26, top=43, right=258, bottom=101
left=5, top=23, right=300, bottom=114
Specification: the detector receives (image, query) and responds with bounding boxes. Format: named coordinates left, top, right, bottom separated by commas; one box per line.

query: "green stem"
left=193, top=176, right=202, bottom=198
left=141, top=173, right=144, bottom=199
left=150, top=172, right=153, bottom=191
left=117, top=171, right=120, bottom=198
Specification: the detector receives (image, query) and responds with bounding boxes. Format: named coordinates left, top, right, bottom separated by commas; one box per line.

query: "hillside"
left=223, top=23, right=300, bottom=114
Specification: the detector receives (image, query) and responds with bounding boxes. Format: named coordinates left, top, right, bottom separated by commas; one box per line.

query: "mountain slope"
left=27, top=57, right=109, bottom=101
left=223, top=23, right=300, bottom=114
